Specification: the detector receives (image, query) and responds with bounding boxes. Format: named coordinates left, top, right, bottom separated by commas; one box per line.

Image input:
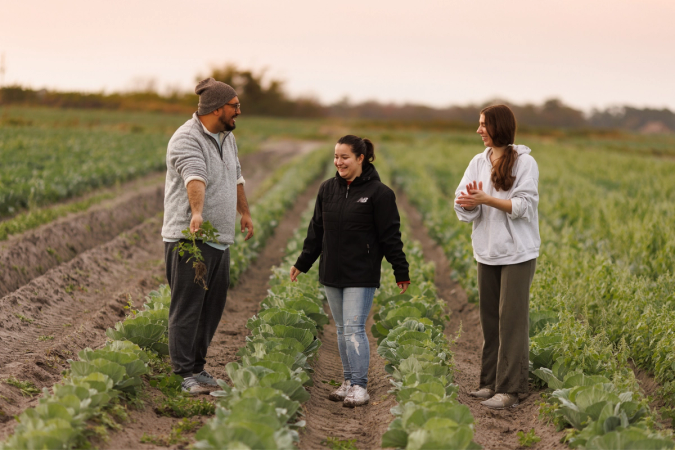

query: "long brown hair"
left=481, top=105, right=517, bottom=191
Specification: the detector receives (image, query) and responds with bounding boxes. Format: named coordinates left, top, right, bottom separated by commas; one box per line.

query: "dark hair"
left=336, top=135, right=375, bottom=165
left=480, top=104, right=518, bottom=191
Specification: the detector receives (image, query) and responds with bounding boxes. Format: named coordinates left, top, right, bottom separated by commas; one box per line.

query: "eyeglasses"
left=225, top=102, right=241, bottom=111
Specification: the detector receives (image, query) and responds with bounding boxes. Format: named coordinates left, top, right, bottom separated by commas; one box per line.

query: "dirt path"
left=298, top=307, right=396, bottom=450
left=0, top=140, right=322, bottom=440
left=397, top=191, right=567, bottom=450
left=99, top=177, right=325, bottom=449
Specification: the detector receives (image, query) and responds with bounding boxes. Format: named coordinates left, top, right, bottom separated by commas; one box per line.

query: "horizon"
left=1, top=0, right=673, bottom=112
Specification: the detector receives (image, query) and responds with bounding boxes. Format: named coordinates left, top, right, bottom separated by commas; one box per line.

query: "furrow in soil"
left=396, top=190, right=567, bottom=450
left=298, top=304, right=396, bottom=449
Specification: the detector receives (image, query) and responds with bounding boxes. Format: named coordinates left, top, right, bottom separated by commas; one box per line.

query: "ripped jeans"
left=324, top=286, right=376, bottom=388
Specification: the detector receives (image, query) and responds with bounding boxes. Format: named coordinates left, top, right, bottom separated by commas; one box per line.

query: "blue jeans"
left=324, top=286, right=376, bottom=388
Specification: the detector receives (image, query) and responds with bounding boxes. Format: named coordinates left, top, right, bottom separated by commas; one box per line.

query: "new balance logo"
left=356, top=197, right=369, bottom=203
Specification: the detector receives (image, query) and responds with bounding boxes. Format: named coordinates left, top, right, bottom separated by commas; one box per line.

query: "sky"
left=1, top=0, right=674, bottom=111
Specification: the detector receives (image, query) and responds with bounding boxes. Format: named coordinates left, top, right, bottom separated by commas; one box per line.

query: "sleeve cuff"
left=184, top=175, right=207, bottom=188
left=294, top=258, right=311, bottom=273
left=394, top=272, right=410, bottom=284
left=237, top=176, right=245, bottom=186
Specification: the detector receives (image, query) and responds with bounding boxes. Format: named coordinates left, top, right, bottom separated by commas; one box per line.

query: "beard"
left=220, top=114, right=237, bottom=132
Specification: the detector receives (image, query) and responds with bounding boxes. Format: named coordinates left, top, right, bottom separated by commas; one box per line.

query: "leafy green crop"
left=194, top=192, right=330, bottom=450
left=374, top=159, right=479, bottom=450
left=517, top=429, right=541, bottom=447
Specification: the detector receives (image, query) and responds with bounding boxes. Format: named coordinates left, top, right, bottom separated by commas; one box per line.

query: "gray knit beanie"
left=195, top=78, right=238, bottom=116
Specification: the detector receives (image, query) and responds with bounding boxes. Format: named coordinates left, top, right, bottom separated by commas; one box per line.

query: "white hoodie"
left=454, top=145, right=540, bottom=265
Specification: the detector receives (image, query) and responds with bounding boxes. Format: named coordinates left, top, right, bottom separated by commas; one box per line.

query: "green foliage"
left=517, top=429, right=541, bottom=447
left=140, top=418, right=201, bottom=446
left=156, top=396, right=215, bottom=418
left=175, top=220, right=221, bottom=290
left=373, top=158, right=478, bottom=450
left=322, top=436, right=358, bottom=450
left=0, top=125, right=168, bottom=217
left=3, top=377, right=40, bottom=397
left=228, top=146, right=328, bottom=286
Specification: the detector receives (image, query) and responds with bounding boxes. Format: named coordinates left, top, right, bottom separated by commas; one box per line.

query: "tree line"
left=1, top=64, right=673, bottom=134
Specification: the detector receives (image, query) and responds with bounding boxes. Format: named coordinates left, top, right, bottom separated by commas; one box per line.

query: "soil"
left=0, top=140, right=321, bottom=440
left=298, top=306, right=397, bottom=450
left=98, top=177, right=324, bottom=450
left=397, top=191, right=568, bottom=450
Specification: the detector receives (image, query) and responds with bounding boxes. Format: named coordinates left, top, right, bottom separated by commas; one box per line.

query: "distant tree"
left=203, top=64, right=325, bottom=117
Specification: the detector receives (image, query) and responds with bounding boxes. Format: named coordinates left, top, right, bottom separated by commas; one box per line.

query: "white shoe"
left=328, top=380, right=351, bottom=401
left=343, top=384, right=369, bottom=407
left=193, top=370, right=218, bottom=386
left=181, top=376, right=210, bottom=395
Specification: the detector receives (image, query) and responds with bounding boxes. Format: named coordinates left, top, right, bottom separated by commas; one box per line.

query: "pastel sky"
left=1, top=0, right=673, bottom=110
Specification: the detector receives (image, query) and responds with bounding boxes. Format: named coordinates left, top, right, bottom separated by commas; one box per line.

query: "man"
left=161, top=77, right=254, bottom=394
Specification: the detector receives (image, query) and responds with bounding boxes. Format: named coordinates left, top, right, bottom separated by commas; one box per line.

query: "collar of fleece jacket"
left=334, top=163, right=380, bottom=186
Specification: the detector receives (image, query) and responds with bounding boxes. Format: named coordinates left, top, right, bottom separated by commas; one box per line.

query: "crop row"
left=368, top=157, right=478, bottom=449
left=229, top=146, right=327, bottom=285
left=194, top=199, right=327, bottom=449
left=375, top=231, right=479, bottom=449
left=0, top=146, right=328, bottom=449
left=0, top=127, right=168, bottom=216
left=383, top=140, right=675, bottom=448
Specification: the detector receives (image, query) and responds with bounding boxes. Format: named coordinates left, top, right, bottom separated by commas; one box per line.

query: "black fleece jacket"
left=294, top=164, right=409, bottom=288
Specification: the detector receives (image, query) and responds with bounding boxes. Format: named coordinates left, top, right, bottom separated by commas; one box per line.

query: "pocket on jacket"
left=472, top=219, right=516, bottom=257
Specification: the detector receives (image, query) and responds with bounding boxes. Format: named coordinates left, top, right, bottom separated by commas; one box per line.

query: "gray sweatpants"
left=477, top=258, right=536, bottom=394
left=164, top=241, right=230, bottom=378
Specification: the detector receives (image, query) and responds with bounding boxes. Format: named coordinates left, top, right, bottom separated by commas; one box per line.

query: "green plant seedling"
left=37, top=335, right=54, bottom=342
left=321, top=436, right=358, bottom=450
left=3, top=377, right=40, bottom=397
left=517, top=429, right=541, bottom=447
left=175, top=221, right=220, bottom=290
left=322, top=379, right=341, bottom=387
left=140, top=418, right=201, bottom=446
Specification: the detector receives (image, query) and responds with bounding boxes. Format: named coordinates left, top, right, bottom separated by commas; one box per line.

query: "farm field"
left=1, top=106, right=674, bottom=449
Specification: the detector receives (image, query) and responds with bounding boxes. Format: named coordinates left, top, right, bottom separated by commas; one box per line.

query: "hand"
left=455, top=181, right=490, bottom=209
left=241, top=214, right=254, bottom=241
left=190, top=213, right=203, bottom=233
left=397, top=282, right=409, bottom=294
left=290, top=266, right=301, bottom=282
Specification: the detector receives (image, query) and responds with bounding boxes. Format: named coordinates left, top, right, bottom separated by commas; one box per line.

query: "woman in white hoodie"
left=455, top=104, right=540, bottom=410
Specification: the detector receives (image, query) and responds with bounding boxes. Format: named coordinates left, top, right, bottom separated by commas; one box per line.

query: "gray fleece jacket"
left=161, top=113, right=244, bottom=245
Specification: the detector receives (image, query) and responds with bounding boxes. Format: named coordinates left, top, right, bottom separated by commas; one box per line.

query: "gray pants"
left=165, top=241, right=230, bottom=378
left=477, top=258, right=536, bottom=394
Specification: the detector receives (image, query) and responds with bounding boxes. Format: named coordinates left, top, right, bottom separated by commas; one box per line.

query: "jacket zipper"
left=367, top=244, right=370, bottom=254
left=346, top=184, right=350, bottom=198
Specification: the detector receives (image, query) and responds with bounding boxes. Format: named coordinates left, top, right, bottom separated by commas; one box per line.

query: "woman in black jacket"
left=290, top=135, right=410, bottom=407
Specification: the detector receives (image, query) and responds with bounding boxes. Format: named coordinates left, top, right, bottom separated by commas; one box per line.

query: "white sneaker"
left=328, top=380, right=351, bottom=401
left=181, top=376, right=210, bottom=395
left=193, top=370, right=218, bottom=386
left=343, top=384, right=369, bottom=407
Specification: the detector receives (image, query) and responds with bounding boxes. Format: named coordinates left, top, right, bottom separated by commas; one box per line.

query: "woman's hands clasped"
left=455, top=181, right=488, bottom=210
